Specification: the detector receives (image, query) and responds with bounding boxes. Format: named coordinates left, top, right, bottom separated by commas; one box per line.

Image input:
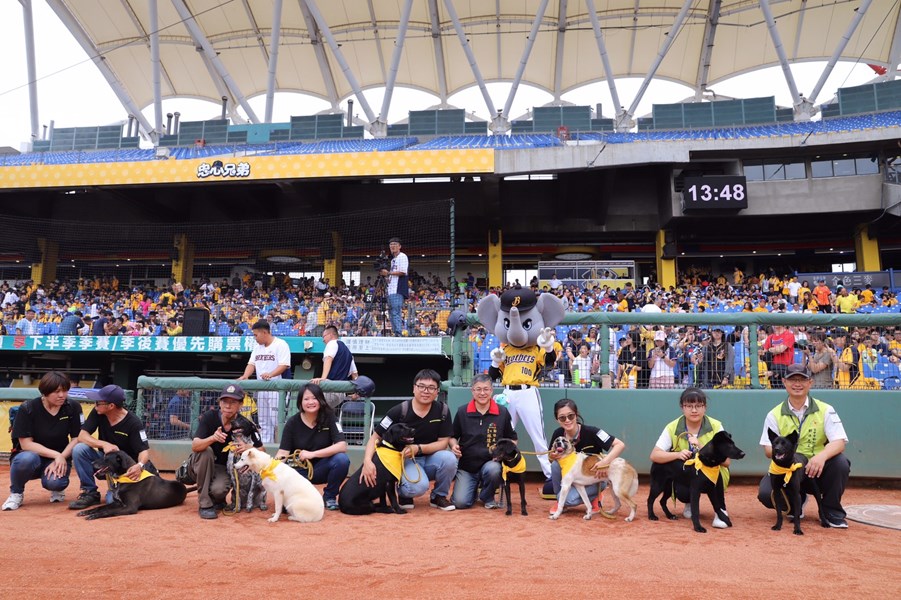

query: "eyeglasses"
left=556, top=413, right=577, bottom=423
left=471, top=387, right=493, bottom=394
left=415, top=383, right=439, bottom=393
left=682, top=403, right=705, bottom=411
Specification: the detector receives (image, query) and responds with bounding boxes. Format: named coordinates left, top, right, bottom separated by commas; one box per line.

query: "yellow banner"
left=0, top=149, right=494, bottom=189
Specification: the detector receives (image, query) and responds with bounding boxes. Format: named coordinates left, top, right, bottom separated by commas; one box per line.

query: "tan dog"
left=548, top=436, right=639, bottom=522
left=234, top=448, right=324, bottom=523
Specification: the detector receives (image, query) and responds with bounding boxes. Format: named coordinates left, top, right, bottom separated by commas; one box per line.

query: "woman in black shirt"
left=276, top=383, right=349, bottom=510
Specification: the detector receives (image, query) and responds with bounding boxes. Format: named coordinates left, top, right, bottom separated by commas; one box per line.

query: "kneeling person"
left=362, top=369, right=457, bottom=511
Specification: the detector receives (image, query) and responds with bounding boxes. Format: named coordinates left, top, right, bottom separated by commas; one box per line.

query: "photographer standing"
left=380, top=237, right=409, bottom=337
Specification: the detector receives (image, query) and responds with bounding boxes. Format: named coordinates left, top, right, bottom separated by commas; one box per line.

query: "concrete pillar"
left=655, top=229, right=677, bottom=289
left=31, top=238, right=58, bottom=287
left=172, top=233, right=194, bottom=285
left=854, top=224, right=881, bottom=272
left=323, top=231, right=343, bottom=286
left=488, top=228, right=503, bottom=288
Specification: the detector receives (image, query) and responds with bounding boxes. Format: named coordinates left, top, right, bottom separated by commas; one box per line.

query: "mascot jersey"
left=497, top=345, right=546, bottom=386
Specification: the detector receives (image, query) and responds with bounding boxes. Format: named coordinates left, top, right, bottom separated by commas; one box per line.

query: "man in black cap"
left=756, top=363, right=851, bottom=528
left=186, top=383, right=263, bottom=519
left=69, top=384, right=154, bottom=510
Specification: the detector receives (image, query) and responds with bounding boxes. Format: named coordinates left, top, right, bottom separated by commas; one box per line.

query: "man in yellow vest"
left=756, top=364, right=850, bottom=528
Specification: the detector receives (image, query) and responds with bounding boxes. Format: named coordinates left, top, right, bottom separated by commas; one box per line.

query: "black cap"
left=499, top=287, right=537, bottom=312
left=784, top=364, right=812, bottom=380
left=218, top=383, right=245, bottom=402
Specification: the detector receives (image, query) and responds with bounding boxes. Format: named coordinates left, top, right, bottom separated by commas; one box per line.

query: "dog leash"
left=402, top=454, right=424, bottom=484
left=283, top=450, right=315, bottom=480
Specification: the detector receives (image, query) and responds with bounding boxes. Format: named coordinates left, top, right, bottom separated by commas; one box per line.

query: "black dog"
left=767, top=429, right=827, bottom=535
left=684, top=431, right=745, bottom=533
left=491, top=438, right=527, bottom=516
left=77, top=451, right=193, bottom=520
left=339, top=423, right=415, bottom=515
left=646, top=460, right=692, bottom=521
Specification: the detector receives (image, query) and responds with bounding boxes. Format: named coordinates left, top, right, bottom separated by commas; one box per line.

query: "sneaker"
left=682, top=505, right=692, bottom=519
left=712, top=516, right=729, bottom=529
left=2, top=493, right=23, bottom=511
left=786, top=495, right=808, bottom=521
left=199, top=506, right=218, bottom=520
left=591, top=496, right=601, bottom=514
left=483, top=500, right=500, bottom=510
left=49, top=491, right=66, bottom=503
left=429, top=496, right=456, bottom=511
left=398, top=496, right=415, bottom=510
left=826, top=517, right=849, bottom=529
left=540, top=479, right=556, bottom=500
left=68, top=491, right=101, bottom=510
left=324, top=498, right=339, bottom=511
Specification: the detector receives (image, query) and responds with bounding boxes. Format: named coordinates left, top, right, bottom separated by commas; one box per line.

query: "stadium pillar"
left=31, top=239, right=58, bottom=287
left=854, top=224, right=881, bottom=272
left=323, top=231, right=343, bottom=286
left=172, top=234, right=194, bottom=285
left=488, top=228, right=502, bottom=288
left=656, top=230, right=677, bottom=289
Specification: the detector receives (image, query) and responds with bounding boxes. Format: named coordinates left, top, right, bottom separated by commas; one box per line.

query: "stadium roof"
left=45, top=0, right=901, bottom=135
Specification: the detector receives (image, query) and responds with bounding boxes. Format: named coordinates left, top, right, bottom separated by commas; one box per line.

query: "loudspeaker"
left=489, top=227, right=500, bottom=245
left=661, top=243, right=677, bottom=259
left=183, top=308, right=210, bottom=336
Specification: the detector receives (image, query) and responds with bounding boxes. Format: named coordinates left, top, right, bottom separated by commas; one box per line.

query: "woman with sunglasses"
left=546, top=399, right=626, bottom=514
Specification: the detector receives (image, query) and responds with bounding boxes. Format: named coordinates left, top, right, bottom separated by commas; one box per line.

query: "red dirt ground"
left=1, top=467, right=899, bottom=599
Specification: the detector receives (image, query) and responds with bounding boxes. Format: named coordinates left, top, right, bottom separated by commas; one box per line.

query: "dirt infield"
left=1, top=467, right=899, bottom=599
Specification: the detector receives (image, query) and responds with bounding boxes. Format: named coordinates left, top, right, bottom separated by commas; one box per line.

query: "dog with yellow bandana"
left=683, top=430, right=745, bottom=533
left=548, top=437, right=639, bottom=522
left=767, top=428, right=827, bottom=535
left=338, top=423, right=416, bottom=515
left=76, top=451, right=191, bottom=520
left=491, top=438, right=528, bottom=516
left=234, top=447, right=323, bottom=523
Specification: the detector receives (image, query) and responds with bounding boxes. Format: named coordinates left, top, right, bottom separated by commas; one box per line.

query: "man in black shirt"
left=187, top=383, right=263, bottom=519
left=3, top=372, right=82, bottom=511
left=362, top=369, right=457, bottom=511
left=449, top=374, right=516, bottom=509
left=69, top=385, right=153, bottom=510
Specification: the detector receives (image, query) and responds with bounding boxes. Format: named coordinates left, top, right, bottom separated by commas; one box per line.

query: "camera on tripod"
left=373, top=250, right=391, bottom=273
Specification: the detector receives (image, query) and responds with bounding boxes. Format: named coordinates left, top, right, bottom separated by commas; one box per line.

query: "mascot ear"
left=536, top=293, right=565, bottom=328
left=476, top=294, right=502, bottom=332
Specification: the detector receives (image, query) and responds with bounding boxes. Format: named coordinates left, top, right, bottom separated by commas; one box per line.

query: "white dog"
left=234, top=448, right=324, bottom=523
left=548, top=436, right=639, bottom=522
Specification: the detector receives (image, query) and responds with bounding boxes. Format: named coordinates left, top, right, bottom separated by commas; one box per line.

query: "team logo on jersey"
left=196, top=160, right=251, bottom=179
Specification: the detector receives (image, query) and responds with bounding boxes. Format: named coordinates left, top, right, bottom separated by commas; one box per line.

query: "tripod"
left=366, top=275, right=390, bottom=336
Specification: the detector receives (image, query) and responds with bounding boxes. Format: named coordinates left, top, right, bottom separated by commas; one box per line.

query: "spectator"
left=164, top=389, right=193, bottom=440
left=763, top=324, right=795, bottom=387
left=380, top=237, right=409, bottom=337
left=16, top=309, right=38, bottom=335
left=311, top=325, right=358, bottom=409
left=58, top=310, right=84, bottom=335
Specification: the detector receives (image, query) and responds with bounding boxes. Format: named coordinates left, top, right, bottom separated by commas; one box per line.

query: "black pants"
left=757, top=453, right=850, bottom=519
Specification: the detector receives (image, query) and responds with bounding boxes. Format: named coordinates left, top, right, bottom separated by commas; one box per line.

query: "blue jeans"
left=551, top=459, right=604, bottom=507
left=451, top=461, right=502, bottom=509
left=397, top=450, right=458, bottom=500
left=73, top=443, right=103, bottom=494
left=8, top=451, right=71, bottom=494
left=387, top=293, right=404, bottom=335
left=296, top=453, right=350, bottom=502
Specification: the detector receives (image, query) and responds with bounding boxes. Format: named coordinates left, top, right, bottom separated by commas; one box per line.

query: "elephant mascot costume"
left=477, top=286, right=565, bottom=497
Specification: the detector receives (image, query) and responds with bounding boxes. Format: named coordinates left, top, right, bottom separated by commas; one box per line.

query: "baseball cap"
left=784, top=364, right=812, bottom=380
left=654, top=331, right=666, bottom=341
left=499, top=287, right=537, bottom=312
left=86, top=384, right=126, bottom=406
left=218, top=383, right=245, bottom=402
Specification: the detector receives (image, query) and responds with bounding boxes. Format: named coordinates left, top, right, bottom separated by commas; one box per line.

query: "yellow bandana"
left=769, top=461, right=804, bottom=486
left=502, top=455, right=527, bottom=481
left=376, top=446, right=404, bottom=481
left=112, top=470, right=155, bottom=484
left=684, top=456, right=721, bottom=484
left=221, top=443, right=237, bottom=453
left=557, top=452, right=578, bottom=478
left=259, top=459, right=280, bottom=482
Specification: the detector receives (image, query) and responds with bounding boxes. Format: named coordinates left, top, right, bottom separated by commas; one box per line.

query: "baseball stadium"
left=1, top=2, right=900, bottom=598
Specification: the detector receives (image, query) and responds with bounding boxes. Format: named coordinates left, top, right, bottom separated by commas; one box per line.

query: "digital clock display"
left=681, top=175, right=748, bottom=212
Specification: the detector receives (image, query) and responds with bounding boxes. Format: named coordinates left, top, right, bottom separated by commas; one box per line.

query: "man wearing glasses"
left=68, top=385, right=154, bottom=510
left=449, top=374, right=516, bottom=509
left=362, top=369, right=457, bottom=510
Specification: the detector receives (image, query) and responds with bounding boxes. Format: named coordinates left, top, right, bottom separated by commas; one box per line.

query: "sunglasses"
left=556, top=413, right=577, bottom=423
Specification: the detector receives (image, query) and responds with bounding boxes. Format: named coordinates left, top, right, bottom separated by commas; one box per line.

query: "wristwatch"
left=137, top=462, right=145, bottom=470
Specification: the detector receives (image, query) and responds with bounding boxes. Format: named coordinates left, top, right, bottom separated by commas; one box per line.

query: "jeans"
left=387, top=293, right=404, bottom=335
left=8, top=451, right=71, bottom=494
left=296, top=453, right=350, bottom=502
left=551, top=459, right=604, bottom=506
left=397, top=450, right=458, bottom=500
left=451, top=461, right=502, bottom=509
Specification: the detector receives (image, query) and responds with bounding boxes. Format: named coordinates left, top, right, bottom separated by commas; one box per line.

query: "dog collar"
left=684, top=456, right=721, bottom=484
left=769, top=461, right=804, bottom=486
left=259, top=459, right=280, bottom=481
left=111, top=470, right=155, bottom=484
left=502, top=455, right=527, bottom=481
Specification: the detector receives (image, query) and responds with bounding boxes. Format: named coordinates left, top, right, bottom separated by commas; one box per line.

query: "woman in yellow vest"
left=649, top=388, right=731, bottom=520
left=756, top=363, right=851, bottom=528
